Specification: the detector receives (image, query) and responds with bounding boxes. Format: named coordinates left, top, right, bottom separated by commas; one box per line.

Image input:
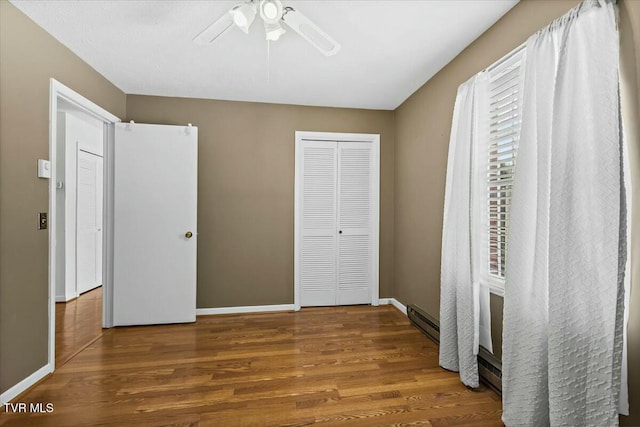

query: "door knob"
left=339, top=230, right=342, bottom=234
left=185, top=231, right=193, bottom=239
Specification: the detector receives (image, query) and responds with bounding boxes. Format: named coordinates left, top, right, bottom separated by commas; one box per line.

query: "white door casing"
left=294, top=131, right=380, bottom=309
left=112, top=123, right=198, bottom=326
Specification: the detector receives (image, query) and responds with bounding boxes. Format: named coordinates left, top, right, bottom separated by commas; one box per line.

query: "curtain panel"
left=439, top=74, right=493, bottom=388
left=439, top=76, right=480, bottom=388
left=502, top=1, right=626, bottom=425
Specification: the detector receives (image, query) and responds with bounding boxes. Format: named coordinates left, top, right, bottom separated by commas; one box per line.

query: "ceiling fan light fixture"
left=259, top=0, right=283, bottom=24
left=195, top=0, right=340, bottom=56
left=264, top=21, right=286, bottom=41
left=230, top=3, right=256, bottom=34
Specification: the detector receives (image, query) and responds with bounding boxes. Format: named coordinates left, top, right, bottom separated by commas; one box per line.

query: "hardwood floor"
left=55, top=287, right=103, bottom=368
left=1, top=305, right=502, bottom=426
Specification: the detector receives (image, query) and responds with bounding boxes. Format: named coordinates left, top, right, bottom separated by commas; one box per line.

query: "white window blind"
left=486, top=48, right=524, bottom=281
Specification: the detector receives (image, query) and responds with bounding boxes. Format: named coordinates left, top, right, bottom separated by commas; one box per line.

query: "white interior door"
left=112, top=123, right=197, bottom=326
left=76, top=149, right=103, bottom=295
left=296, top=133, right=379, bottom=308
left=96, top=158, right=103, bottom=285
left=337, top=142, right=372, bottom=305
left=299, top=141, right=338, bottom=306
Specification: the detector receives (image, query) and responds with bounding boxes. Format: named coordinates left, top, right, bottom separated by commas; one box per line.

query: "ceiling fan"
left=193, top=0, right=341, bottom=56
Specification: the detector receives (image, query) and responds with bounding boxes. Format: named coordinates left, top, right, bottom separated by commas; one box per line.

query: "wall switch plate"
left=38, top=212, right=48, bottom=230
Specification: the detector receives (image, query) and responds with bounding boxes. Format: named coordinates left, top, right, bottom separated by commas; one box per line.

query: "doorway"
left=48, top=80, right=120, bottom=370
left=53, top=101, right=106, bottom=365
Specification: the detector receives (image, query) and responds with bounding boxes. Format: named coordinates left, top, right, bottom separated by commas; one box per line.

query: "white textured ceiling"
left=11, top=0, right=518, bottom=110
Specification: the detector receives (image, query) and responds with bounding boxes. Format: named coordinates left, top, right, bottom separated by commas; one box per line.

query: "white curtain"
left=502, top=1, right=626, bottom=426
left=439, top=74, right=493, bottom=388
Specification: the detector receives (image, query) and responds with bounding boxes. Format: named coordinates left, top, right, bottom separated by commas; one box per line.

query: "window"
left=485, top=48, right=524, bottom=288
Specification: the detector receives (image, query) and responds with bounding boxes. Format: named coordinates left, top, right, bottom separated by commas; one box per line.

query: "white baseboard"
left=379, top=298, right=407, bottom=315
left=196, top=304, right=295, bottom=316
left=0, top=363, right=52, bottom=405
left=55, top=292, right=78, bottom=303
left=197, top=301, right=406, bottom=317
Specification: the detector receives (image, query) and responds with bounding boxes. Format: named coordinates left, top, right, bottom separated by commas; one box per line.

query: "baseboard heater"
left=407, top=304, right=502, bottom=395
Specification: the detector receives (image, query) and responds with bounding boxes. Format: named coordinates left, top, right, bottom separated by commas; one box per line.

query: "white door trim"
left=294, top=131, right=380, bottom=311
left=48, top=79, right=120, bottom=376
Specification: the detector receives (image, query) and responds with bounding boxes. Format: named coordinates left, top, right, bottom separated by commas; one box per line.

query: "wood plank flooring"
left=56, top=286, right=102, bottom=367
left=55, top=287, right=103, bottom=368
left=1, top=305, right=502, bottom=426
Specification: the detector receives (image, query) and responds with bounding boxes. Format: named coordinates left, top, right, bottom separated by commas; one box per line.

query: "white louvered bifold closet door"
left=299, top=139, right=375, bottom=307
left=300, top=141, right=338, bottom=306
left=336, top=142, right=372, bottom=305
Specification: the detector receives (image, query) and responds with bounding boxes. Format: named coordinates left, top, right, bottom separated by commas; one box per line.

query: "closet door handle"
left=339, top=230, right=342, bottom=234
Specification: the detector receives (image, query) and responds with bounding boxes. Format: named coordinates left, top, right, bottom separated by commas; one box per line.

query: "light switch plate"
left=38, top=159, right=51, bottom=179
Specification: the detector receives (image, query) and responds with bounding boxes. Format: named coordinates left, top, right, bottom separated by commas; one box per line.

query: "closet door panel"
left=337, top=143, right=372, bottom=305
left=300, top=141, right=337, bottom=306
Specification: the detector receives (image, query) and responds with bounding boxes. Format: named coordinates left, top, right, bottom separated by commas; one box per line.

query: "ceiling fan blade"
left=193, top=12, right=234, bottom=45
left=281, top=7, right=341, bottom=56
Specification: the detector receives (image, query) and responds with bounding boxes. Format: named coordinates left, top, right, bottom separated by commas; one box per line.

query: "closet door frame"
left=294, top=131, right=380, bottom=311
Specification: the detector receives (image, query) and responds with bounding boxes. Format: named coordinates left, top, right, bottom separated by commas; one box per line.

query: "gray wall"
left=0, top=1, right=126, bottom=394
left=125, top=96, right=395, bottom=308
